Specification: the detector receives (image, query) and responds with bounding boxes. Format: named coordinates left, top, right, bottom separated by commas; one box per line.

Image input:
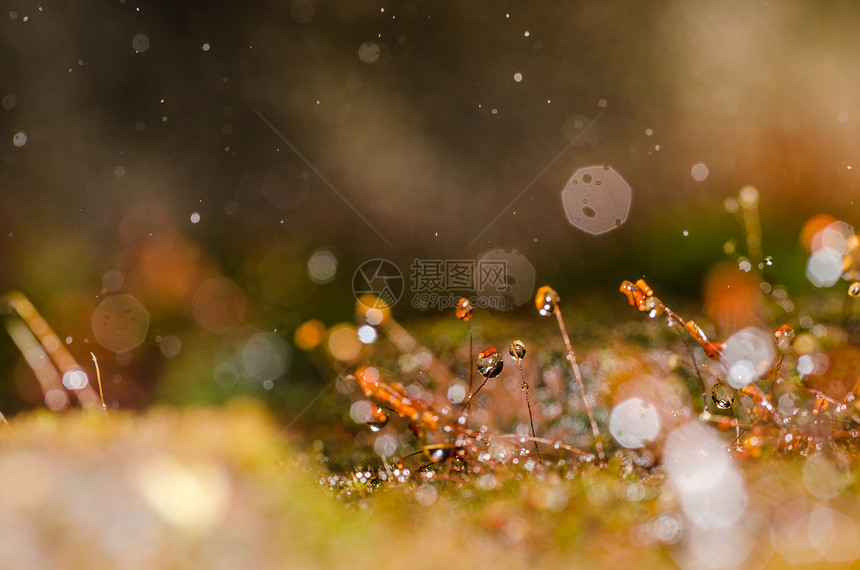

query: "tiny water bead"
left=455, top=297, right=473, bottom=321
left=424, top=444, right=456, bottom=464
left=367, top=405, right=389, bottom=432
left=774, top=324, right=796, bottom=353
left=643, top=296, right=664, bottom=319
left=711, top=384, right=735, bottom=410
left=509, top=340, right=526, bottom=361
left=476, top=347, right=504, bottom=378
left=535, top=285, right=559, bottom=316
left=849, top=281, right=860, bottom=298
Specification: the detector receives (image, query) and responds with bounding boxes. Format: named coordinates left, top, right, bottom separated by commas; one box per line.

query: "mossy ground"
left=4, top=291, right=860, bottom=569
left=3, top=401, right=859, bottom=569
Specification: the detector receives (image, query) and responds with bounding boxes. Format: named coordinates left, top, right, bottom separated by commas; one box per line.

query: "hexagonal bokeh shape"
left=91, top=294, right=149, bottom=352
left=475, top=248, right=535, bottom=310
left=561, top=165, right=631, bottom=235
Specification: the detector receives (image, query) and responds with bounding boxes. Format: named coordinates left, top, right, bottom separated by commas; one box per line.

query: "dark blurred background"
left=1, top=1, right=859, bottom=416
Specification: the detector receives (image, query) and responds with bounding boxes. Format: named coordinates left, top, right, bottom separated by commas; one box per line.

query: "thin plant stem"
left=516, top=360, right=541, bottom=463
left=91, top=352, right=108, bottom=417
left=553, top=307, right=605, bottom=465
left=463, top=322, right=474, bottom=423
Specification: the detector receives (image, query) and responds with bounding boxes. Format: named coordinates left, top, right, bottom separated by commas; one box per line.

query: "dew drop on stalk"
left=644, top=296, right=664, bottom=318
left=477, top=347, right=503, bottom=378
left=774, top=324, right=796, bottom=353
left=535, top=285, right=559, bottom=316
left=425, top=445, right=455, bottom=463
left=367, top=405, right=389, bottom=432
left=509, top=340, right=526, bottom=361
left=711, top=384, right=735, bottom=410
left=849, top=281, right=860, bottom=298
left=455, top=297, right=473, bottom=321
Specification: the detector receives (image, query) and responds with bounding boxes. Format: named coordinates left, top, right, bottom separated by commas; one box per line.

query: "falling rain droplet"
left=849, top=281, right=860, bottom=298
left=476, top=347, right=503, bottom=378
left=535, top=285, right=559, bottom=316
left=509, top=340, right=526, bottom=361
left=711, top=384, right=735, bottom=410
left=455, top=297, right=473, bottom=321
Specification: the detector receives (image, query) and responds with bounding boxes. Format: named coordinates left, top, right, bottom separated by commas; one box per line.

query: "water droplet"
left=849, top=281, right=860, bottom=298
left=509, top=340, right=526, bottom=361
left=711, top=384, right=734, bottom=410
left=535, top=285, right=559, bottom=316
left=644, top=296, right=665, bottom=319
left=764, top=256, right=774, bottom=266
left=424, top=445, right=454, bottom=463
left=12, top=131, right=27, bottom=147
left=476, top=347, right=503, bottom=378
left=367, top=406, right=389, bottom=432
left=774, top=324, right=796, bottom=352
left=455, top=297, right=473, bottom=321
